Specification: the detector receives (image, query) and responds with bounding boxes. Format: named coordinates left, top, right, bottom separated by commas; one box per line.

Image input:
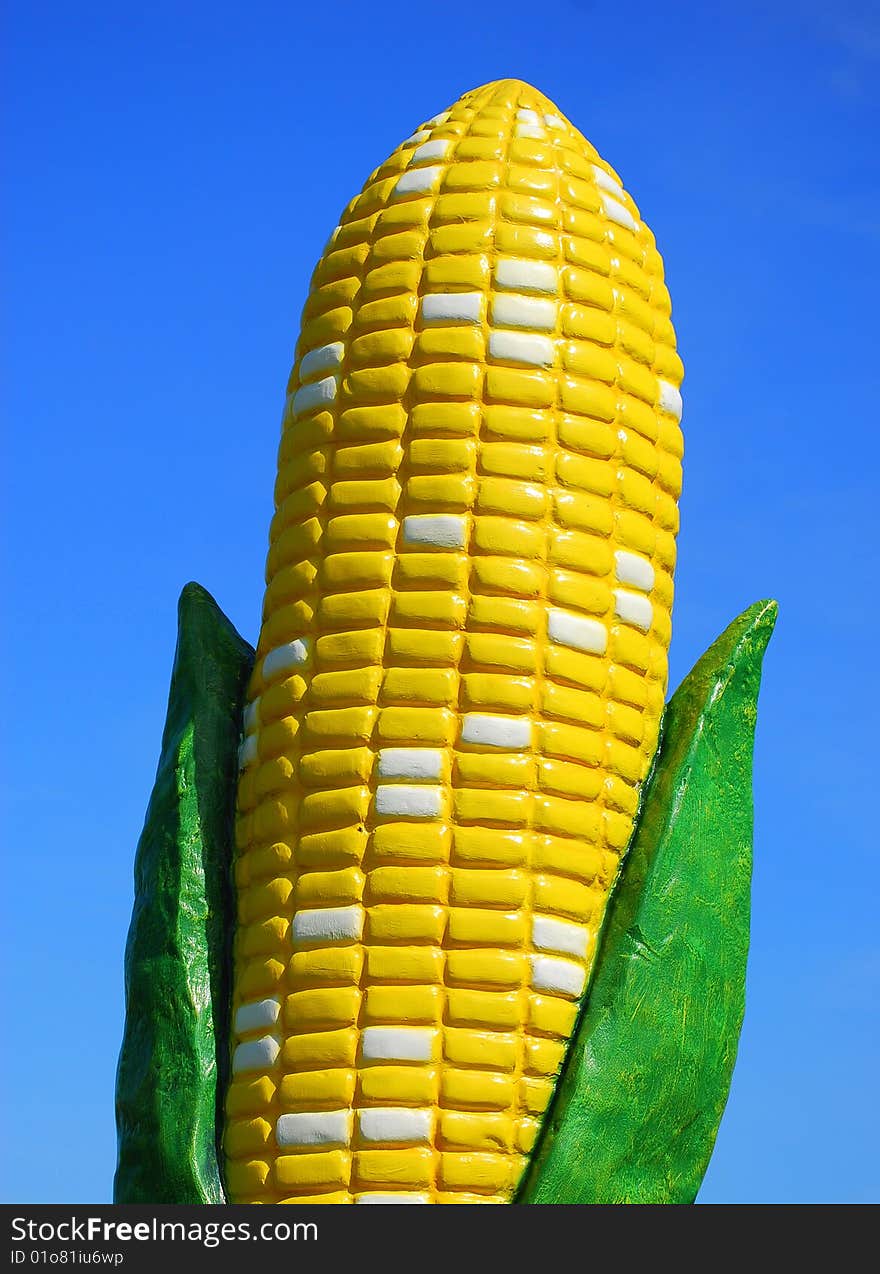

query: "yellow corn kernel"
left=440, top=1112, right=516, bottom=1153
left=279, top=1070, right=356, bottom=1108
left=396, top=553, right=467, bottom=589
left=443, top=1029, right=517, bottom=1073
left=447, top=908, right=527, bottom=947
left=533, top=873, right=599, bottom=921
left=282, top=1028, right=358, bottom=1071
left=451, top=826, right=528, bottom=867
left=371, top=822, right=450, bottom=862
left=363, top=985, right=442, bottom=1022
left=353, top=1150, right=434, bottom=1189
left=382, top=667, right=457, bottom=704
left=465, top=631, right=537, bottom=672
left=358, top=1066, right=439, bottom=1105
left=276, top=1152, right=350, bottom=1191
left=321, top=549, right=393, bottom=589
left=226, top=1077, right=277, bottom=1118
left=365, top=946, right=445, bottom=982
left=467, top=595, right=540, bottom=633
left=471, top=516, right=544, bottom=559
left=324, top=517, right=397, bottom=552
left=524, top=1036, right=567, bottom=1076
left=441, top=1069, right=515, bottom=1111
left=486, top=367, right=554, bottom=409
left=438, top=1152, right=519, bottom=1193
left=446, top=950, right=526, bottom=987
left=367, top=905, right=446, bottom=943
left=297, top=825, right=367, bottom=867
left=390, top=591, right=467, bottom=627
left=236, top=958, right=285, bottom=999
left=547, top=568, right=611, bottom=616
left=226, top=1160, right=270, bottom=1196
left=538, top=757, right=603, bottom=801
left=289, top=948, right=363, bottom=985
left=449, top=869, right=528, bottom=909
left=447, top=989, right=521, bottom=1030
left=454, top=787, right=529, bottom=825
left=538, top=720, right=604, bottom=766
left=284, top=987, right=361, bottom=1030
left=367, top=866, right=448, bottom=904
left=298, top=786, right=370, bottom=829
left=299, top=748, right=372, bottom=788
left=376, top=706, right=456, bottom=744
left=454, top=751, right=535, bottom=789
left=408, top=437, right=476, bottom=471
left=405, top=473, right=475, bottom=508
left=528, top=994, right=579, bottom=1038
left=410, top=401, right=481, bottom=436
left=386, top=628, right=462, bottom=666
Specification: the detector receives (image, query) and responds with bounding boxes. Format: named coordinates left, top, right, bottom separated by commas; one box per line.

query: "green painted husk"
left=517, top=599, right=777, bottom=1203
left=113, top=583, right=254, bottom=1204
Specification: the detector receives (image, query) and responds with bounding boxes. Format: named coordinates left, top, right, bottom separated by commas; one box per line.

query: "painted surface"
left=226, top=79, right=684, bottom=1204
left=114, top=584, right=253, bottom=1203
left=518, top=601, right=776, bottom=1203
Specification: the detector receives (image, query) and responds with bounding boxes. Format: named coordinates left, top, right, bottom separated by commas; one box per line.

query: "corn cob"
left=224, top=78, right=684, bottom=1204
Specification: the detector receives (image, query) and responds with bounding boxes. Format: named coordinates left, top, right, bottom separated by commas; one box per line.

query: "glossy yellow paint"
left=225, top=78, right=683, bottom=1204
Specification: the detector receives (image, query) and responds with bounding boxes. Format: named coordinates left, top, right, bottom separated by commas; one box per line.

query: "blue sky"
left=3, top=0, right=878, bottom=1204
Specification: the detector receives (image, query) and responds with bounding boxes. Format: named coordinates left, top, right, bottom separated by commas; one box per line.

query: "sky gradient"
left=3, top=0, right=878, bottom=1203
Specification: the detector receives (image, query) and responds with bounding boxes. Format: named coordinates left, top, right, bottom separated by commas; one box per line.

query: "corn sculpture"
left=115, top=80, right=776, bottom=1206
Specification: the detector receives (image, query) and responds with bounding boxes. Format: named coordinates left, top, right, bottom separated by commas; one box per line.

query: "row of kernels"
left=268, top=1148, right=520, bottom=1196
left=261, top=1050, right=546, bottom=1109
left=224, top=978, right=567, bottom=1039
left=227, top=1152, right=517, bottom=1199
left=240, top=694, right=657, bottom=802
left=388, top=507, right=670, bottom=572
left=598, top=223, right=681, bottom=612
left=402, top=358, right=669, bottom=425
left=458, top=626, right=662, bottom=687
left=239, top=815, right=450, bottom=876
left=227, top=1103, right=530, bottom=1158
left=232, top=899, right=599, bottom=965
left=239, top=717, right=650, bottom=818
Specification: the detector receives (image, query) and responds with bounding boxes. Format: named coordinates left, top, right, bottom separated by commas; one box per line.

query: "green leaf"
left=517, top=599, right=777, bottom=1204
left=114, top=583, right=254, bottom=1203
